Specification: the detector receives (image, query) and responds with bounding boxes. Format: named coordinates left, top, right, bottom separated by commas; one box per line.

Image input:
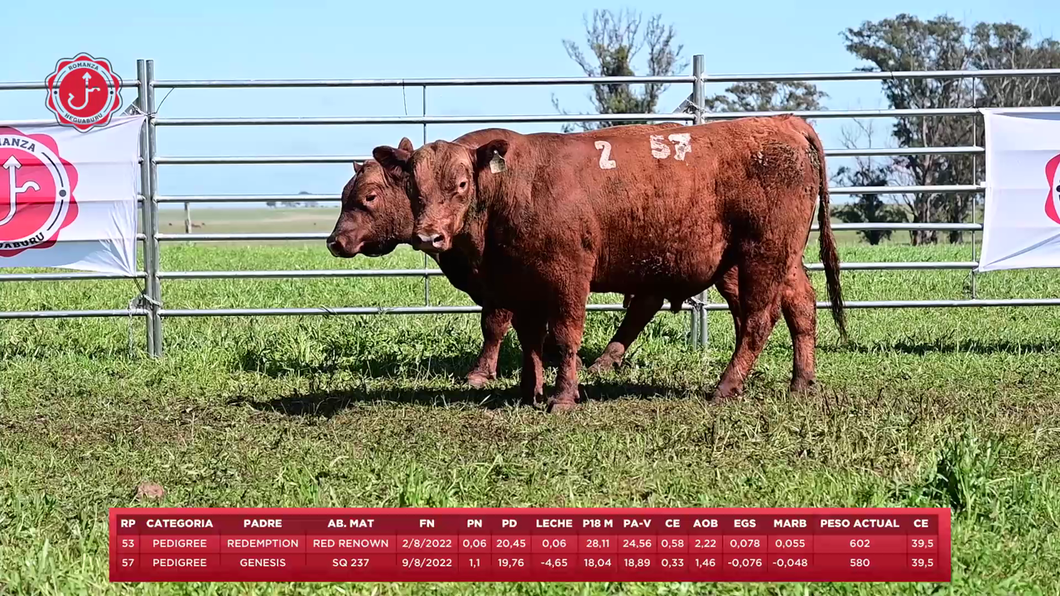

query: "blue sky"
left=3, top=0, right=1056, bottom=208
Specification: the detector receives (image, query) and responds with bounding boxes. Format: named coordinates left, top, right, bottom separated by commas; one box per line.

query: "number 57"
left=650, top=133, right=692, bottom=161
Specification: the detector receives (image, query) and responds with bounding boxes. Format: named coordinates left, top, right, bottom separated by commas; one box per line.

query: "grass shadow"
left=832, top=338, right=1060, bottom=356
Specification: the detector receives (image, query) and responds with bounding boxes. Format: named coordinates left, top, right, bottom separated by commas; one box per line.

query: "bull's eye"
left=458, top=180, right=468, bottom=192
left=365, top=194, right=377, bottom=203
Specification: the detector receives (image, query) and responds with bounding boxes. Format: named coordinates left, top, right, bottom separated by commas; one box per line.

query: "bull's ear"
left=353, top=161, right=364, bottom=175
left=398, top=137, right=414, bottom=153
left=373, top=144, right=411, bottom=180
left=474, top=139, right=510, bottom=173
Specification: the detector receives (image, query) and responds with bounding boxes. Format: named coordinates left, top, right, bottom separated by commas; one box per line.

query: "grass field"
left=2, top=208, right=1060, bottom=595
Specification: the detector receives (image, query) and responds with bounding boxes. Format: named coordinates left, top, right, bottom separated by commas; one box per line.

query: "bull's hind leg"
left=587, top=294, right=665, bottom=374
left=467, top=306, right=513, bottom=389
left=781, top=266, right=817, bottom=394
left=715, top=267, right=744, bottom=342
left=512, top=309, right=547, bottom=406
left=715, top=264, right=817, bottom=395
left=711, top=260, right=785, bottom=401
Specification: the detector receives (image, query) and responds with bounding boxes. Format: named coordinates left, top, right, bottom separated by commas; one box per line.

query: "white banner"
left=979, top=108, right=1060, bottom=272
left=0, top=115, right=145, bottom=275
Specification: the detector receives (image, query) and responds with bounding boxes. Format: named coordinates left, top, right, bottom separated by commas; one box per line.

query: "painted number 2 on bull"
left=594, top=141, right=617, bottom=170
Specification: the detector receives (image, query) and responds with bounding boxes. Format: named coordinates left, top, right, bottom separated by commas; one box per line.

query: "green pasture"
left=0, top=208, right=1056, bottom=594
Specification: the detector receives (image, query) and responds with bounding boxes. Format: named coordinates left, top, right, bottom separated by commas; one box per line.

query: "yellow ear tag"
left=489, top=152, right=507, bottom=174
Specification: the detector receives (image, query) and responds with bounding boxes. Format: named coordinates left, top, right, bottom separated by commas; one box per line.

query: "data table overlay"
left=110, top=507, right=951, bottom=583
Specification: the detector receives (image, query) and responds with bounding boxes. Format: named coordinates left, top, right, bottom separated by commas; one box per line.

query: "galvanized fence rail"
left=3, top=57, right=1060, bottom=356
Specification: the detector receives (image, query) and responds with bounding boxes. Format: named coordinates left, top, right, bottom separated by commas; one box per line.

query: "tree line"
left=555, top=10, right=1060, bottom=245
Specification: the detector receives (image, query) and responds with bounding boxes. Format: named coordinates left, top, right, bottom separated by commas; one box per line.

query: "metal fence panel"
left=2, top=59, right=1059, bottom=354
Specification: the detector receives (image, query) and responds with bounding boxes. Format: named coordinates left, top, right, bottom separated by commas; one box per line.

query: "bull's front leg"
left=545, top=284, right=591, bottom=413
left=511, top=309, right=547, bottom=406
left=542, top=329, right=584, bottom=370
left=467, top=306, right=513, bottom=388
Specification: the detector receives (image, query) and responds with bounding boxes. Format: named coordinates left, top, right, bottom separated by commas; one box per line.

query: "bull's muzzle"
left=326, top=234, right=360, bottom=258
left=412, top=232, right=448, bottom=253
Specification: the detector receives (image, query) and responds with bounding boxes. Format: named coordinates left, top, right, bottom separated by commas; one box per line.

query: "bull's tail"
left=805, top=126, right=848, bottom=342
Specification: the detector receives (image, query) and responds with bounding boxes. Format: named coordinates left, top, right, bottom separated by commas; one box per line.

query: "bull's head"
left=376, top=138, right=508, bottom=254
left=326, top=138, right=415, bottom=259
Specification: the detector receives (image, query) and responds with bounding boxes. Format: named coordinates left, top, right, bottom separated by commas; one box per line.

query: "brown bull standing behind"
left=326, top=125, right=701, bottom=387
left=376, top=115, right=846, bottom=412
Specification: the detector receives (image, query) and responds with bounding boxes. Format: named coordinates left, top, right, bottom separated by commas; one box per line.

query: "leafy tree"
left=832, top=164, right=904, bottom=245
left=969, top=23, right=1060, bottom=110
left=553, top=9, right=686, bottom=131
left=844, top=14, right=1060, bottom=244
left=831, top=122, right=906, bottom=245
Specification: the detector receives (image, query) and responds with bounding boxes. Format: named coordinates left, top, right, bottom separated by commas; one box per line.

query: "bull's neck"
left=454, top=208, right=488, bottom=269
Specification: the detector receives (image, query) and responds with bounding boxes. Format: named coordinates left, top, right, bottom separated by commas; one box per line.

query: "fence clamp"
left=129, top=291, right=162, bottom=312
left=124, top=102, right=147, bottom=117
left=684, top=295, right=708, bottom=313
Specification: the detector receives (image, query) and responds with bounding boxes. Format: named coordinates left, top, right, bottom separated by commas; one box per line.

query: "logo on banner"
left=0, top=127, right=79, bottom=256
left=1047, top=153, right=1060, bottom=225
left=45, top=54, right=123, bottom=132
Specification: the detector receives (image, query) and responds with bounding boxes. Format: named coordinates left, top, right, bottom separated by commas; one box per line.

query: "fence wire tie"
left=128, top=289, right=162, bottom=312
left=673, top=96, right=707, bottom=117
left=685, top=297, right=707, bottom=310
left=126, top=282, right=160, bottom=358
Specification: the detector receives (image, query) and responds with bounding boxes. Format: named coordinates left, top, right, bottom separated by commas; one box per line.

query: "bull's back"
left=575, top=116, right=818, bottom=225
left=547, top=117, right=821, bottom=290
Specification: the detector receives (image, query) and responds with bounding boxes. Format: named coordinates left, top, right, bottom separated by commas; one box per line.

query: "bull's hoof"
left=789, top=377, right=817, bottom=396
left=466, top=370, right=496, bottom=389
left=586, top=357, right=620, bottom=375
left=545, top=399, right=578, bottom=414
left=709, top=384, right=742, bottom=402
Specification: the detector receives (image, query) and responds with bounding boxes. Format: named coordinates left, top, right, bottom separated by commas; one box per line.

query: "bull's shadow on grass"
left=229, top=385, right=514, bottom=416
left=230, top=379, right=678, bottom=418
left=234, top=346, right=489, bottom=381
left=233, top=337, right=604, bottom=381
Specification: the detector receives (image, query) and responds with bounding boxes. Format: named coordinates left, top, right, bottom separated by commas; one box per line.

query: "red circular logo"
left=45, top=54, right=123, bottom=132
left=0, top=127, right=79, bottom=256
left=1047, top=153, right=1060, bottom=226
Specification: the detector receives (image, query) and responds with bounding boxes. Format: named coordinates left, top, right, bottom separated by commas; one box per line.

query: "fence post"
left=136, top=60, right=157, bottom=356
left=422, top=84, right=430, bottom=306
left=970, top=79, right=979, bottom=298
left=146, top=59, right=163, bottom=356
left=690, top=54, right=709, bottom=349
